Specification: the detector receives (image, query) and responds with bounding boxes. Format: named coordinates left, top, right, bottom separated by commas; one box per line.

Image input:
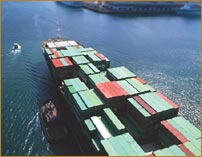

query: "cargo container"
left=107, top=66, right=136, bottom=80
left=153, top=138, right=201, bottom=156
left=58, top=45, right=85, bottom=58
left=72, top=55, right=90, bottom=65
left=83, top=108, right=126, bottom=139
left=50, top=57, right=76, bottom=79
left=41, top=38, right=201, bottom=156
left=157, top=116, right=201, bottom=147
left=63, top=77, right=89, bottom=106
left=71, top=89, right=106, bottom=121
left=88, top=72, right=110, bottom=88
left=96, top=81, right=129, bottom=106
left=86, top=52, right=110, bottom=71
left=78, top=63, right=100, bottom=83
left=101, top=133, right=146, bottom=156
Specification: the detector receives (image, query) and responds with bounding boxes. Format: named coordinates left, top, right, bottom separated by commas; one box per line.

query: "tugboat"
left=40, top=100, right=68, bottom=144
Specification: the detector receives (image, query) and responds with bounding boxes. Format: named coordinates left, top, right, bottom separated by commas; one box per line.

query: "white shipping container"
left=46, top=42, right=56, bottom=48
left=68, top=40, right=78, bottom=46
left=91, top=116, right=111, bottom=139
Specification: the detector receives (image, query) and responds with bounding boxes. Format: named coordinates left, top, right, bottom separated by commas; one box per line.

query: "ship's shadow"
left=32, top=61, right=82, bottom=156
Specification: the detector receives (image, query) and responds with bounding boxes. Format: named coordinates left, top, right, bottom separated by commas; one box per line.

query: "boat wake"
left=2, top=49, right=21, bottom=57
left=10, top=49, right=21, bottom=55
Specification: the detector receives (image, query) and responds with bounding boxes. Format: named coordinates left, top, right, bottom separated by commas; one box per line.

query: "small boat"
left=40, top=100, right=68, bottom=144
left=12, top=43, right=21, bottom=50
left=12, top=43, right=21, bottom=53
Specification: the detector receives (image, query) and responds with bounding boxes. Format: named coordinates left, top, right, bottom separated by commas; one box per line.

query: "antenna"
left=56, top=20, right=61, bottom=39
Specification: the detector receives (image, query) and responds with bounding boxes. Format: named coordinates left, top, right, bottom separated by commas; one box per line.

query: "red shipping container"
left=51, top=57, right=73, bottom=68
left=95, top=52, right=106, bottom=61
left=64, top=57, right=73, bottom=66
left=49, top=48, right=60, bottom=58
left=133, top=96, right=156, bottom=115
left=135, top=77, right=146, bottom=85
left=52, top=58, right=63, bottom=68
left=161, top=120, right=188, bottom=143
left=178, top=144, right=195, bottom=156
left=96, top=81, right=128, bottom=99
left=75, top=45, right=81, bottom=49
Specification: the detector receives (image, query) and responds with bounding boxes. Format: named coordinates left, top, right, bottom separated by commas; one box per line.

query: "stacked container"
left=63, top=77, right=89, bottom=107
left=71, top=89, right=105, bottom=121
left=177, top=139, right=201, bottom=156
left=157, top=116, right=201, bottom=147
left=88, top=72, right=110, bottom=88
left=86, top=52, right=110, bottom=71
left=78, top=63, right=100, bottom=83
left=124, top=77, right=155, bottom=93
left=115, top=91, right=179, bottom=143
left=100, top=133, right=146, bottom=156
left=72, top=55, right=90, bottom=65
left=96, top=81, right=129, bottom=107
left=61, top=47, right=81, bottom=57
left=51, top=57, right=76, bottom=79
left=83, top=108, right=126, bottom=140
left=79, top=47, right=95, bottom=54
left=67, top=40, right=79, bottom=47
left=116, top=78, right=152, bottom=97
left=153, top=138, right=201, bottom=156
left=82, top=108, right=146, bottom=156
left=42, top=39, right=201, bottom=156
left=107, top=66, right=136, bottom=80
left=45, top=48, right=64, bottom=60
left=153, top=145, right=187, bottom=156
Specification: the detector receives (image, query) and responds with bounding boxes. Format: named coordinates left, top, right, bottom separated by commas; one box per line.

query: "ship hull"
left=58, top=2, right=83, bottom=8
left=176, top=10, right=200, bottom=15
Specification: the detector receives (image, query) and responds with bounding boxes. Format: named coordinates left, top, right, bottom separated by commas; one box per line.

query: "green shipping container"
left=63, top=77, right=88, bottom=104
left=88, top=72, right=110, bottom=87
left=61, top=47, right=81, bottom=57
left=63, top=77, right=88, bottom=94
left=127, top=97, right=151, bottom=119
left=103, top=108, right=126, bottom=134
left=91, top=137, right=102, bottom=152
left=72, top=55, right=90, bottom=65
left=117, top=80, right=139, bottom=96
left=79, top=47, right=95, bottom=53
left=126, top=78, right=151, bottom=93
left=72, top=89, right=105, bottom=119
left=84, top=119, right=96, bottom=133
left=172, top=116, right=201, bottom=140
left=78, top=63, right=100, bottom=83
left=107, top=66, right=136, bottom=80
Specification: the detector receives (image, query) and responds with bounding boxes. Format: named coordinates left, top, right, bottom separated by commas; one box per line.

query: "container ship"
left=41, top=37, right=201, bottom=156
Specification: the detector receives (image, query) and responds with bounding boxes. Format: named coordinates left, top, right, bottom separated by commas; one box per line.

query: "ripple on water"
left=2, top=3, right=200, bottom=155
left=136, top=68, right=200, bottom=129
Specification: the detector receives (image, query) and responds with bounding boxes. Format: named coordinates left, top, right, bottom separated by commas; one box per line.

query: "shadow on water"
left=32, top=61, right=90, bottom=155
left=48, top=133, right=82, bottom=156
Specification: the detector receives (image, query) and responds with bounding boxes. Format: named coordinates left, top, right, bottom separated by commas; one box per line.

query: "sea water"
left=2, top=2, right=200, bottom=155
